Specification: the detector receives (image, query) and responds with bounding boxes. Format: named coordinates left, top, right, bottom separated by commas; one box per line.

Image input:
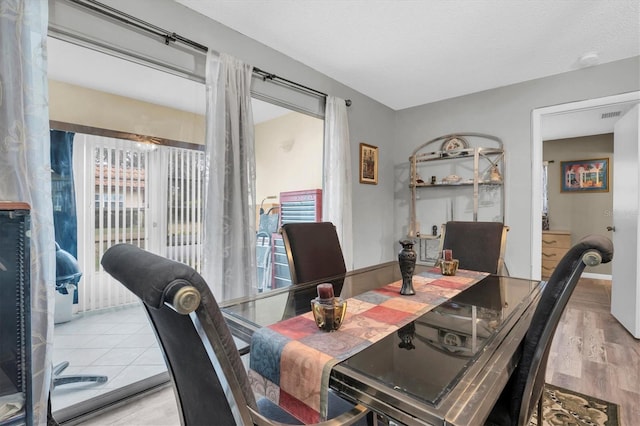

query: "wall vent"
left=601, top=111, right=622, bottom=119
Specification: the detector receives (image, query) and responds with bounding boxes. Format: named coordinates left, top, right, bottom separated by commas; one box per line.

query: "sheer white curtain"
left=0, top=1, right=54, bottom=423
left=323, top=96, right=353, bottom=269
left=202, top=51, right=257, bottom=301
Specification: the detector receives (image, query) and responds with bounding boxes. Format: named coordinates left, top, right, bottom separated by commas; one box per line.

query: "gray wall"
left=544, top=135, right=613, bottom=274
left=394, top=57, right=639, bottom=278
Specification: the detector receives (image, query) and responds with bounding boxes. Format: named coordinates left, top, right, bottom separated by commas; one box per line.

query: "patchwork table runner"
left=248, top=268, right=489, bottom=423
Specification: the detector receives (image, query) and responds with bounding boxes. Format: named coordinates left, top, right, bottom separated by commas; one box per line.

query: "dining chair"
left=280, top=222, right=348, bottom=317
left=439, top=221, right=509, bottom=275
left=101, top=244, right=369, bottom=426
left=485, top=234, right=613, bottom=426
left=281, top=222, right=347, bottom=286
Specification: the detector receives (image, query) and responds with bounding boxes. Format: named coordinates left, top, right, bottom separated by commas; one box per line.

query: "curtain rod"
left=70, top=0, right=351, bottom=106
left=252, top=68, right=351, bottom=106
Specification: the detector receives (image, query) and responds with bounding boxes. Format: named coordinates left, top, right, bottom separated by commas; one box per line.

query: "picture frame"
left=560, top=158, right=609, bottom=193
left=359, top=143, right=378, bottom=185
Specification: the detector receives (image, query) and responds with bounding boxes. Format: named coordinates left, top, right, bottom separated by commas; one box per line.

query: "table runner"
left=248, top=268, right=489, bottom=423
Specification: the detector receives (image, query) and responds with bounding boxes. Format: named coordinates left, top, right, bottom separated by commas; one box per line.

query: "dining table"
left=221, top=261, right=544, bottom=426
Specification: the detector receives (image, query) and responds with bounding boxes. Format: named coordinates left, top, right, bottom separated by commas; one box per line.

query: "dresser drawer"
left=541, top=260, right=559, bottom=278
left=541, top=230, right=571, bottom=278
left=541, top=247, right=568, bottom=262
left=542, top=232, right=571, bottom=249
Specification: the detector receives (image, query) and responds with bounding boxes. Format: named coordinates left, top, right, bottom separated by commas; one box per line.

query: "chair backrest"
left=281, top=222, right=347, bottom=285
left=101, top=244, right=257, bottom=425
left=440, top=221, right=509, bottom=274
left=510, top=234, right=613, bottom=425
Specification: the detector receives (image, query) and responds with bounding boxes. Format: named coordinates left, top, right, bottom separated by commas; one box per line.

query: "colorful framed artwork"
left=359, top=143, right=378, bottom=185
left=560, top=158, right=609, bottom=192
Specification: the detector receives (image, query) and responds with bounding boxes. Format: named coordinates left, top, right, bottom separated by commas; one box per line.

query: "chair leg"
left=52, top=361, right=69, bottom=376
left=52, top=361, right=108, bottom=389
left=537, top=390, right=544, bottom=425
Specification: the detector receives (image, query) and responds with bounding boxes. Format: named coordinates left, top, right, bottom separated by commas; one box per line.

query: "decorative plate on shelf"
left=440, top=136, right=469, bottom=156
left=442, top=174, right=462, bottom=184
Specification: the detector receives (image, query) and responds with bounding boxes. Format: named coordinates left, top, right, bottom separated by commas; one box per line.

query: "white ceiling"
left=177, top=0, right=640, bottom=111
left=542, top=101, right=637, bottom=140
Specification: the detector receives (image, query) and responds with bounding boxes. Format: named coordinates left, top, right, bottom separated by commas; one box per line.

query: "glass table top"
left=222, top=261, right=429, bottom=331
left=336, top=274, right=537, bottom=406
left=222, top=261, right=542, bottom=423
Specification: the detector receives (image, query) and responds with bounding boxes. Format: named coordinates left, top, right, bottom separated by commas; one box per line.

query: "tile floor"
left=51, top=303, right=167, bottom=413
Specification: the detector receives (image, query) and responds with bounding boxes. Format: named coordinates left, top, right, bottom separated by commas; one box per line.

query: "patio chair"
left=53, top=243, right=108, bottom=389
left=256, top=206, right=279, bottom=292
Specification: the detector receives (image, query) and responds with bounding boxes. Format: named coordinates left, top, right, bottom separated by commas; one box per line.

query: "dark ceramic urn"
left=398, top=239, right=417, bottom=295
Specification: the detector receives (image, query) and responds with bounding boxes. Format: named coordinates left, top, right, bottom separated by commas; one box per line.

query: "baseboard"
left=582, top=272, right=612, bottom=280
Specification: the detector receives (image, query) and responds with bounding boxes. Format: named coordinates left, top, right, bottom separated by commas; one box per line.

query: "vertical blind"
left=74, top=133, right=204, bottom=312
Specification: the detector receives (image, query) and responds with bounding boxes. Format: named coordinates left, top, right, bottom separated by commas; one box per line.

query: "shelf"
left=414, top=234, right=440, bottom=240
left=412, top=181, right=502, bottom=188
left=413, top=147, right=504, bottom=163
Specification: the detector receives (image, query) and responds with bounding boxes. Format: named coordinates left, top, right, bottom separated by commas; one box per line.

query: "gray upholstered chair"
left=439, top=221, right=509, bottom=275
left=101, top=244, right=368, bottom=426
left=486, top=234, right=613, bottom=425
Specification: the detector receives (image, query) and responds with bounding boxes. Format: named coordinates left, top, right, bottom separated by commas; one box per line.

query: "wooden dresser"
left=541, top=230, right=571, bottom=279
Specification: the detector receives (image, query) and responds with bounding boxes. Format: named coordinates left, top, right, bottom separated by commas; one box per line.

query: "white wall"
left=49, top=80, right=206, bottom=144
left=394, top=57, right=640, bottom=278
left=255, top=112, right=323, bottom=203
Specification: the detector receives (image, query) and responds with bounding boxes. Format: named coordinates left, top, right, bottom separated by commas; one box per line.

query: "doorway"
left=542, top=135, right=613, bottom=278
left=530, top=92, right=640, bottom=280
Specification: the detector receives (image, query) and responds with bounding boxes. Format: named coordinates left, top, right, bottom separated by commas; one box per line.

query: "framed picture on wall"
left=359, top=143, right=378, bottom=185
left=560, top=158, right=609, bottom=192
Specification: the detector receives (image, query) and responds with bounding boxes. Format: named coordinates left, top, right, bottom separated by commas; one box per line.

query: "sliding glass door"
left=47, top=26, right=325, bottom=421
left=51, top=130, right=204, bottom=420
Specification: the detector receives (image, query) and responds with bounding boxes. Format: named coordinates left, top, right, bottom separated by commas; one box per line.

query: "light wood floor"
left=72, top=278, right=639, bottom=425
left=546, top=278, right=640, bottom=425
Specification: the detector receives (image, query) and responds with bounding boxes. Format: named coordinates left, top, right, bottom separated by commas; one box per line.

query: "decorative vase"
left=397, top=321, right=416, bottom=350
left=542, top=213, right=550, bottom=231
left=398, top=239, right=417, bottom=295
left=489, top=164, right=503, bottom=183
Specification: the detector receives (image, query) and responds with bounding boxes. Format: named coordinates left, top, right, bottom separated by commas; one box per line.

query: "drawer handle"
left=542, top=239, right=557, bottom=245
left=542, top=253, right=557, bottom=258
left=542, top=266, right=554, bottom=272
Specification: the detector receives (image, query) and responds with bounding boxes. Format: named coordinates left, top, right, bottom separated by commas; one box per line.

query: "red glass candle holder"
left=316, top=283, right=334, bottom=301
left=443, top=249, right=453, bottom=261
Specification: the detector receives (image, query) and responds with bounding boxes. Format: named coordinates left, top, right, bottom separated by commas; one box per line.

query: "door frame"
left=530, top=91, right=640, bottom=280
